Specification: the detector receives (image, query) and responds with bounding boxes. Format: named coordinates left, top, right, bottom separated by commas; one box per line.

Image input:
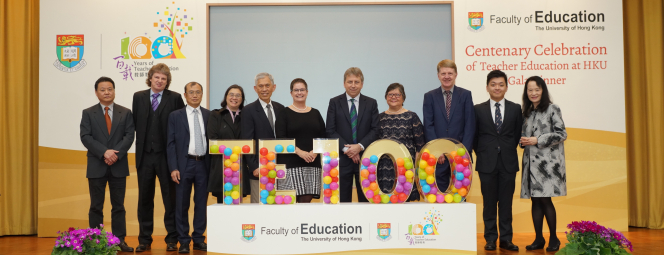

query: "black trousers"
left=137, top=150, right=178, bottom=244
left=435, top=161, right=451, bottom=192
left=175, top=158, right=208, bottom=245
left=339, top=162, right=369, bottom=203
left=478, top=155, right=516, bottom=243
left=88, top=168, right=127, bottom=242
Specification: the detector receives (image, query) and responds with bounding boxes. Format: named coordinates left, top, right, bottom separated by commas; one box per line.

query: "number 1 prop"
left=312, top=139, right=340, bottom=204
left=209, top=139, right=253, bottom=205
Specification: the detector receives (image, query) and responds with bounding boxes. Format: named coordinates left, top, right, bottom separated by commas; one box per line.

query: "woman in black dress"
left=275, top=78, right=326, bottom=203
left=377, top=83, right=425, bottom=201
left=207, top=84, right=246, bottom=203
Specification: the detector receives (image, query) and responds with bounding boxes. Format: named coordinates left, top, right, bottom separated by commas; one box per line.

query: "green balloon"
left=418, top=171, right=428, bottom=180
left=224, top=191, right=231, bottom=196
left=404, top=161, right=413, bottom=170
left=381, top=194, right=389, bottom=203
left=268, top=170, right=277, bottom=178
left=210, top=145, right=220, bottom=153
left=266, top=196, right=275, bottom=204
left=457, top=148, right=466, bottom=157
left=232, top=186, right=240, bottom=192
left=291, top=195, right=296, bottom=204
left=453, top=194, right=462, bottom=203
left=269, top=190, right=276, bottom=196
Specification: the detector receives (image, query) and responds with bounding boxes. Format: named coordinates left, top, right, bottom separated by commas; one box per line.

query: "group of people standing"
left=79, top=59, right=567, bottom=253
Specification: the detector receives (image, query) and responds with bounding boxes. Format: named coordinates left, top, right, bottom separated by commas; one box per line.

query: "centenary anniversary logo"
left=242, top=224, right=257, bottom=243
left=405, top=209, right=442, bottom=245
left=54, top=35, right=87, bottom=73
left=376, top=223, right=392, bottom=241
left=468, top=12, right=485, bottom=32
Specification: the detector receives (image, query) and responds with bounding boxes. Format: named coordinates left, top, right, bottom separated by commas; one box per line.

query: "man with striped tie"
left=326, top=67, right=379, bottom=202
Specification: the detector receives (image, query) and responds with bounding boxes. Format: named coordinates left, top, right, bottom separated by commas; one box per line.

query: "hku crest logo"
left=468, top=12, right=485, bottom=32
left=404, top=209, right=442, bottom=245
left=241, top=224, right=256, bottom=243
left=376, top=223, right=392, bottom=241
left=54, top=35, right=87, bottom=72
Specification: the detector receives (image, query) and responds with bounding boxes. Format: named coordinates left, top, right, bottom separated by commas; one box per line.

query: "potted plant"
left=557, top=221, right=633, bottom=255
left=52, top=225, right=121, bottom=255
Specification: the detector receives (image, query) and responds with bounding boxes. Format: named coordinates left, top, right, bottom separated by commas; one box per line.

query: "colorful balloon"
left=266, top=152, right=276, bottom=161
left=284, top=195, right=292, bottom=204
left=422, top=185, right=431, bottom=193
left=330, top=195, right=339, bottom=204
left=266, top=196, right=275, bottom=204
left=330, top=151, right=339, bottom=158
left=366, top=190, right=374, bottom=199
left=330, top=159, right=339, bottom=168
left=453, top=194, right=462, bottom=203
left=224, top=169, right=232, bottom=177
left=323, top=176, right=332, bottom=184
left=445, top=194, right=454, bottom=203
left=426, top=157, right=437, bottom=167
left=224, top=196, right=233, bottom=204
left=361, top=179, right=370, bottom=188
left=456, top=172, right=464, bottom=181
left=268, top=170, right=277, bottom=178
left=231, top=163, right=240, bottom=171
left=396, top=158, right=405, bottom=167
left=457, top=148, right=466, bottom=157
left=405, top=170, right=414, bottom=179
left=421, top=152, right=430, bottom=161
left=427, top=194, right=437, bottom=203
left=275, top=195, right=283, bottom=204
left=330, top=168, right=339, bottom=177
left=260, top=176, right=268, bottom=184
left=367, top=165, right=376, bottom=173
left=368, top=174, right=376, bottom=182
left=224, top=147, right=233, bottom=156
left=224, top=183, right=233, bottom=191
left=231, top=191, right=240, bottom=199
left=404, top=161, right=414, bottom=170
left=275, top=144, right=284, bottom=153
left=370, top=155, right=378, bottom=164
left=260, top=147, right=268, bottom=156
left=436, top=194, right=445, bottom=203
left=276, top=170, right=285, bottom=178
left=266, top=183, right=274, bottom=191
left=286, top=145, right=295, bottom=153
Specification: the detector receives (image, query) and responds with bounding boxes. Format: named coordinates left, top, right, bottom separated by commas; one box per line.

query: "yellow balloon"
left=231, top=191, right=240, bottom=199
left=451, top=187, right=458, bottom=192
left=422, top=149, right=430, bottom=154
left=330, top=151, right=339, bottom=158
left=330, top=195, right=339, bottom=204
left=323, top=176, right=332, bottom=184
left=230, top=153, right=239, bottom=162
left=426, top=176, right=435, bottom=184
left=332, top=190, right=339, bottom=196
left=427, top=194, right=437, bottom=203
left=407, top=178, right=413, bottom=183
left=224, top=159, right=232, bottom=167
left=419, top=160, right=428, bottom=169
left=232, top=146, right=241, bottom=154
left=445, top=194, right=454, bottom=203
left=405, top=170, right=414, bottom=179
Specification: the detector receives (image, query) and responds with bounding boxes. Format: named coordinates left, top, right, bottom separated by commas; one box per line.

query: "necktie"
left=350, top=98, right=358, bottom=143
left=495, top=102, right=503, bottom=134
left=445, top=90, right=452, bottom=120
left=266, top=104, right=275, bottom=134
left=151, top=93, right=159, bottom=111
left=193, top=109, right=204, bottom=155
left=104, top=107, right=112, bottom=134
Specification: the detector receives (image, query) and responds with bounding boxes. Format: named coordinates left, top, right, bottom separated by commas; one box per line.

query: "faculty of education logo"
left=376, top=223, right=392, bottom=241
left=54, top=35, right=87, bottom=72
left=404, top=209, right=442, bottom=245
left=468, top=12, right=485, bottom=32
left=241, top=224, right=256, bottom=243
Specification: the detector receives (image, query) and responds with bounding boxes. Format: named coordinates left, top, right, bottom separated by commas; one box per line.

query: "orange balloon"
left=330, top=168, right=339, bottom=177
left=260, top=184, right=266, bottom=189
left=425, top=166, right=434, bottom=175
left=360, top=169, right=369, bottom=178
left=266, top=162, right=276, bottom=170
left=458, top=188, right=468, bottom=197
left=266, top=152, right=276, bottom=161
left=231, top=163, right=240, bottom=171
left=396, top=158, right=405, bottom=167
left=369, top=182, right=378, bottom=191
left=449, top=151, right=458, bottom=158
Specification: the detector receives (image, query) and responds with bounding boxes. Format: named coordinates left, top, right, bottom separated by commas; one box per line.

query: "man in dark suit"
left=326, top=67, right=379, bottom=203
left=473, top=70, right=523, bottom=251
left=423, top=59, right=476, bottom=191
left=167, top=82, right=210, bottom=253
left=132, top=63, right=184, bottom=252
left=240, top=72, right=285, bottom=203
left=80, top=76, right=135, bottom=252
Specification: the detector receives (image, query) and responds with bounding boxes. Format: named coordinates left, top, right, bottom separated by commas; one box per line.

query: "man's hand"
left=344, top=144, right=362, bottom=159
left=437, top=155, right=446, bottom=165
left=253, top=168, right=260, bottom=177
left=351, top=154, right=360, bottom=164
left=296, top=148, right=316, bottom=163
left=104, top=149, right=119, bottom=163
left=104, top=158, right=115, bottom=166
left=171, top=170, right=181, bottom=184
left=520, top=137, right=538, bottom=146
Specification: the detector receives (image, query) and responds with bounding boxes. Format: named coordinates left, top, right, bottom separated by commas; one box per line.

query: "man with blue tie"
left=167, top=82, right=210, bottom=253
left=326, top=67, right=379, bottom=202
left=422, top=59, right=476, bottom=191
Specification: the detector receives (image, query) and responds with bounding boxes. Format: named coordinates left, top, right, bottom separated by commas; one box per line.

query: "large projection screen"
left=208, top=3, right=453, bottom=119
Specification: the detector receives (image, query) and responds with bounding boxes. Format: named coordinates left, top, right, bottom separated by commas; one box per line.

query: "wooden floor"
left=0, top=227, right=661, bottom=254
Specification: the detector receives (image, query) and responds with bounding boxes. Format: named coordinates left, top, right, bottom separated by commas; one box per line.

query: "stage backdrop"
left=38, top=0, right=626, bottom=244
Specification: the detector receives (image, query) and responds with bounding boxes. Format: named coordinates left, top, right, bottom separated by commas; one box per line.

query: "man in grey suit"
left=80, top=76, right=135, bottom=252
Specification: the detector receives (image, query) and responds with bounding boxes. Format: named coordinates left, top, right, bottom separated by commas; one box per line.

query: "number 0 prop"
left=416, top=138, right=473, bottom=203
left=360, top=139, right=416, bottom=203
left=209, top=139, right=254, bottom=205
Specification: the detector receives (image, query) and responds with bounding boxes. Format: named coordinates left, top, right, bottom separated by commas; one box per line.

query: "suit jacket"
left=132, top=89, right=185, bottom=167
left=473, top=99, right=523, bottom=173
left=207, top=108, right=248, bottom=195
left=166, top=106, right=211, bottom=173
left=325, top=93, right=379, bottom=168
left=240, top=99, right=285, bottom=179
left=80, top=103, right=135, bottom=178
left=423, top=85, right=476, bottom=154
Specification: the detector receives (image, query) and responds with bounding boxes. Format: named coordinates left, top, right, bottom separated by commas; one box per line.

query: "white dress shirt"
left=490, top=98, right=506, bottom=123
left=100, top=102, right=114, bottom=121
left=149, top=89, right=163, bottom=104
left=186, top=105, right=207, bottom=156
left=258, top=99, right=276, bottom=135
left=343, top=93, right=364, bottom=151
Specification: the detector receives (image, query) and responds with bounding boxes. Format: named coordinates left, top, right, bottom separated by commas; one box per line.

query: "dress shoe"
left=526, top=239, right=546, bottom=250
left=118, top=242, right=134, bottom=252
left=178, top=244, right=190, bottom=253
left=484, top=242, right=497, bottom=250
left=135, top=243, right=151, bottom=252
left=193, top=242, right=208, bottom=251
left=166, top=242, right=178, bottom=251
left=499, top=240, right=519, bottom=251
left=546, top=239, right=561, bottom=251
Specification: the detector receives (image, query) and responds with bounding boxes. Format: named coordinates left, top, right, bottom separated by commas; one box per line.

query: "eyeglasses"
left=256, top=84, right=272, bottom=90
left=387, top=93, right=402, bottom=98
left=292, top=89, right=307, bottom=93
left=228, top=93, right=242, bottom=98
left=187, top=91, right=202, bottom=95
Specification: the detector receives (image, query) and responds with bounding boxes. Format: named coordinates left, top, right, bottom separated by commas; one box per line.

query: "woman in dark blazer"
left=207, top=84, right=246, bottom=203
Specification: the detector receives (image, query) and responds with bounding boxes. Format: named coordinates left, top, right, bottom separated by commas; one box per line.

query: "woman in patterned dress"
left=520, top=76, right=567, bottom=252
left=376, top=83, right=425, bottom=201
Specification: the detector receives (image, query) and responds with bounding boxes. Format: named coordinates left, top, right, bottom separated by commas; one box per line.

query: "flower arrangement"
left=52, top=225, right=121, bottom=255
left=557, top=221, right=633, bottom=255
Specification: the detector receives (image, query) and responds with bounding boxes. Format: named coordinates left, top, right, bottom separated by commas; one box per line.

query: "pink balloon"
left=330, top=182, right=339, bottom=190
left=455, top=164, right=465, bottom=171
left=232, top=171, right=240, bottom=177
left=266, top=183, right=274, bottom=191
left=284, top=195, right=292, bottom=204
left=436, top=194, right=445, bottom=203
left=455, top=180, right=463, bottom=189
left=368, top=174, right=376, bottom=182
left=231, top=177, right=240, bottom=185
left=429, top=185, right=438, bottom=194
left=330, top=159, right=338, bottom=168
left=403, top=182, right=412, bottom=191
left=260, top=176, right=268, bottom=184
left=233, top=198, right=240, bottom=204
left=463, top=169, right=472, bottom=177
left=462, top=178, right=471, bottom=187
left=277, top=170, right=285, bottom=178
left=324, top=152, right=330, bottom=156
left=397, top=175, right=406, bottom=183
left=219, top=145, right=227, bottom=153
left=395, top=184, right=404, bottom=193
left=224, top=169, right=232, bottom=177
left=362, top=158, right=371, bottom=166
left=224, top=155, right=231, bottom=159
left=323, top=164, right=331, bottom=172
left=366, top=190, right=374, bottom=199
left=323, top=172, right=330, bottom=177
left=324, top=197, right=331, bottom=203
left=275, top=196, right=283, bottom=204
left=362, top=179, right=370, bottom=187
left=367, top=165, right=376, bottom=173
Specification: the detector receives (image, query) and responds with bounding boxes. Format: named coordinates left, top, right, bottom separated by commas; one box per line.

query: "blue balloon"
left=422, top=185, right=431, bottom=193
left=420, top=180, right=428, bottom=186
left=456, top=172, right=464, bottom=181
left=323, top=156, right=331, bottom=164
left=286, top=145, right=295, bottom=153
left=361, top=165, right=368, bottom=169
left=224, top=196, right=233, bottom=205
left=224, top=148, right=233, bottom=155
left=370, top=155, right=378, bottom=164
left=260, top=198, right=267, bottom=204
left=275, top=144, right=284, bottom=153
left=323, top=184, right=330, bottom=189
left=260, top=190, right=269, bottom=198
left=224, top=183, right=233, bottom=191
